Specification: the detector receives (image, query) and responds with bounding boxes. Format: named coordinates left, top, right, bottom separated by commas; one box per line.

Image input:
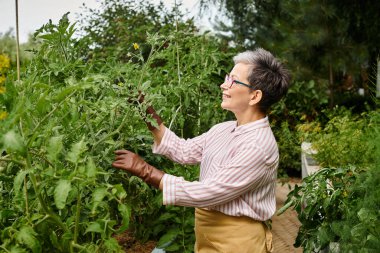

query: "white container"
left=301, top=142, right=320, bottom=178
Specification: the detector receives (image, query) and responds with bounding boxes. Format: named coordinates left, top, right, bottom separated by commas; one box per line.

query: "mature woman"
left=112, top=48, right=291, bottom=253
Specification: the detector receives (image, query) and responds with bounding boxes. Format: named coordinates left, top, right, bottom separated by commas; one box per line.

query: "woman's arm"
left=161, top=144, right=276, bottom=207
left=152, top=125, right=209, bottom=165
left=151, top=123, right=166, bottom=146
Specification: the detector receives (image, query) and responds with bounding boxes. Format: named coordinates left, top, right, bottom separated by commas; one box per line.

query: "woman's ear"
left=249, top=90, right=263, bottom=106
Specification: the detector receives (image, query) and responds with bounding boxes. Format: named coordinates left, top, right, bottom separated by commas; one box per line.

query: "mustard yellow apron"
left=194, top=208, right=273, bottom=253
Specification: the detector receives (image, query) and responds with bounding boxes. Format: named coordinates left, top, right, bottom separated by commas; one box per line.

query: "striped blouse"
left=152, top=117, right=278, bottom=221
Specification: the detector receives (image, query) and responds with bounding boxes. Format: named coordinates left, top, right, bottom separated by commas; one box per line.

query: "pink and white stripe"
left=152, top=117, right=278, bottom=221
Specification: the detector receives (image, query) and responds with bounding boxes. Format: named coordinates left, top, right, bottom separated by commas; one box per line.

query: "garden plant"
left=279, top=109, right=380, bottom=252
left=0, top=6, right=235, bottom=251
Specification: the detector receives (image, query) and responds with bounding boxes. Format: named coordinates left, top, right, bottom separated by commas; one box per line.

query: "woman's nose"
left=220, top=81, right=228, bottom=89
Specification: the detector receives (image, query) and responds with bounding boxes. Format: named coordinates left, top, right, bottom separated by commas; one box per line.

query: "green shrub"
left=279, top=109, right=380, bottom=252
left=302, top=108, right=377, bottom=168
left=269, top=80, right=329, bottom=175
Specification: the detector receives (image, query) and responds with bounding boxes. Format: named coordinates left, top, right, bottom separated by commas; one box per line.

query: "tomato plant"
left=0, top=16, right=139, bottom=253
left=0, top=8, right=235, bottom=251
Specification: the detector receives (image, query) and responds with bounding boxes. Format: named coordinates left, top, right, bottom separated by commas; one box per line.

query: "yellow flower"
left=0, top=76, right=6, bottom=85
left=0, top=86, right=5, bottom=94
left=0, top=111, right=8, bottom=120
left=133, top=43, right=139, bottom=50
left=0, top=54, right=11, bottom=74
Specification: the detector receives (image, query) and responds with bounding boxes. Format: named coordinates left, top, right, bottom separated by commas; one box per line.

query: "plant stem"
left=91, top=109, right=130, bottom=151
left=0, top=158, right=26, bottom=166
left=85, top=105, right=96, bottom=139
left=69, top=242, right=74, bottom=253
left=175, top=0, right=181, bottom=86
left=174, top=1, right=181, bottom=85
left=27, top=91, right=76, bottom=147
left=24, top=177, right=29, bottom=219
left=28, top=173, right=67, bottom=230
left=168, top=105, right=182, bottom=130
left=137, top=43, right=155, bottom=88
left=181, top=206, right=186, bottom=251
left=137, top=36, right=169, bottom=89
left=71, top=242, right=86, bottom=250
left=29, top=150, right=54, bottom=167
left=25, top=154, right=68, bottom=232
left=74, top=185, right=82, bottom=244
left=174, top=0, right=184, bottom=138
left=0, top=246, right=11, bottom=253
left=59, top=34, right=69, bottom=62
left=197, top=40, right=204, bottom=135
left=18, top=113, right=30, bottom=219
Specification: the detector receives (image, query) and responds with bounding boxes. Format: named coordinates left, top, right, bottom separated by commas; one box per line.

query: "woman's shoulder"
left=208, top=121, right=236, bottom=133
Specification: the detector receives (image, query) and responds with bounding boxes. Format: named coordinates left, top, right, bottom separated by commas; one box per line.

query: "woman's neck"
left=235, top=110, right=266, bottom=126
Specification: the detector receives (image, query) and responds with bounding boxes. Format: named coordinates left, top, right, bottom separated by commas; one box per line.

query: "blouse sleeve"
left=152, top=127, right=209, bottom=165
left=161, top=144, right=275, bottom=207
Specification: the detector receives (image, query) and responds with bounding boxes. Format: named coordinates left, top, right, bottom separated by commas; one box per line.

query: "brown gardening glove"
left=112, top=150, right=164, bottom=189
left=128, top=91, right=163, bottom=131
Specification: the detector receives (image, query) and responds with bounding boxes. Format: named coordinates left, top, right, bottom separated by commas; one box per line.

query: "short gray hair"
left=233, top=48, right=291, bottom=113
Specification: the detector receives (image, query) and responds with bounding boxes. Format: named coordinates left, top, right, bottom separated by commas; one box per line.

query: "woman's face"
left=220, top=63, right=254, bottom=113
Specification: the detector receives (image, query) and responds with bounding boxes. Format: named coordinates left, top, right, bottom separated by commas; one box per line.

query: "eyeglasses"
left=224, top=75, right=255, bottom=90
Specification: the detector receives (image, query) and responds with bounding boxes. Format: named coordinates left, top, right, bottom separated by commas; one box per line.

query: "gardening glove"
left=127, top=90, right=163, bottom=131
left=112, top=150, right=164, bottom=189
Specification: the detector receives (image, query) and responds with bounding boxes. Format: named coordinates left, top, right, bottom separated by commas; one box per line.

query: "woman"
left=112, top=48, right=291, bottom=253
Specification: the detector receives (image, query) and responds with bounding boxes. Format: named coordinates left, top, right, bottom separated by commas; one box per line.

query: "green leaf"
left=66, top=138, right=87, bottom=164
left=165, top=243, right=181, bottom=251
left=317, top=225, right=330, bottom=247
left=86, top=156, right=97, bottom=178
left=2, top=130, right=26, bottom=155
left=9, top=246, right=27, bottom=253
left=47, top=135, right=63, bottom=162
left=53, top=85, right=79, bottom=102
left=117, top=203, right=131, bottom=232
left=33, top=82, right=50, bottom=90
left=157, top=228, right=180, bottom=248
left=103, top=237, right=123, bottom=252
left=54, top=179, right=72, bottom=209
left=91, top=187, right=108, bottom=213
left=16, top=226, right=41, bottom=253
left=365, top=234, right=380, bottom=249
left=35, top=92, right=51, bottom=115
left=85, top=222, right=103, bottom=234
left=158, top=212, right=175, bottom=221
left=111, top=184, right=127, bottom=200
left=351, top=223, right=367, bottom=238
left=13, top=170, right=29, bottom=193
left=357, top=208, right=376, bottom=223
left=49, top=230, right=60, bottom=250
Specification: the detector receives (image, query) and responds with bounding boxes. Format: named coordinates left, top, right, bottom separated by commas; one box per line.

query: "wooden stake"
left=15, top=0, right=20, bottom=81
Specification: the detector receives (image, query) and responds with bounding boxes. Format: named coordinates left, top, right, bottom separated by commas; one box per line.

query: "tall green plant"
left=278, top=109, right=380, bottom=252
left=0, top=15, right=139, bottom=253
left=111, top=27, right=235, bottom=253
left=1, top=8, right=237, bottom=252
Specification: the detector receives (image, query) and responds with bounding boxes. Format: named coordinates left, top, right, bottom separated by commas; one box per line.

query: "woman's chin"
left=221, top=102, right=231, bottom=111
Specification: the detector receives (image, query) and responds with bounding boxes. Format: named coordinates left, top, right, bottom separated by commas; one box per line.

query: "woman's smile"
left=222, top=93, right=231, bottom=100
